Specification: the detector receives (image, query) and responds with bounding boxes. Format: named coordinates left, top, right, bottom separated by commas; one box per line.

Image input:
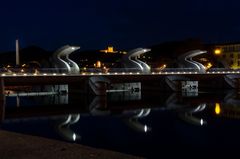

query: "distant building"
left=211, top=43, right=240, bottom=69
left=100, top=46, right=127, bottom=54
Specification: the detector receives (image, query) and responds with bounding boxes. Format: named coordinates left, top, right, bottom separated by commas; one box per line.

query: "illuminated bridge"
left=0, top=68, right=240, bottom=93
left=1, top=46, right=240, bottom=97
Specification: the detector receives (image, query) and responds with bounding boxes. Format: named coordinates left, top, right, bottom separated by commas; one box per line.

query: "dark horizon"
left=1, top=0, right=240, bottom=52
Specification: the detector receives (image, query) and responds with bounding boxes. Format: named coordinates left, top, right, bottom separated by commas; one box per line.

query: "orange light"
left=205, top=62, right=212, bottom=69
left=215, top=103, right=221, bottom=115
left=214, top=49, right=221, bottom=55
left=108, top=46, right=114, bottom=53
left=96, top=61, right=101, bottom=68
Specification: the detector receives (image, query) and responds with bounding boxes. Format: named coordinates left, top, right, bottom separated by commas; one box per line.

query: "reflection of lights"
left=192, top=104, right=206, bottom=113
left=200, top=119, right=204, bottom=126
left=144, top=125, right=148, bottom=132
left=73, top=133, right=76, bottom=141
left=215, top=103, right=221, bottom=115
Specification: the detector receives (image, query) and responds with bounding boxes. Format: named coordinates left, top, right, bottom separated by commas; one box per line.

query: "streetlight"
left=214, top=49, right=222, bottom=55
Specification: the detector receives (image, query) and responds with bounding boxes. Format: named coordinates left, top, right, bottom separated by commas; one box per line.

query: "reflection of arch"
left=122, top=48, right=151, bottom=73
left=53, top=45, right=80, bottom=73
left=178, top=103, right=207, bottom=126
left=89, top=96, right=110, bottom=116
left=178, top=50, right=207, bottom=73
left=224, top=90, right=240, bottom=105
left=57, top=114, right=81, bottom=141
left=224, top=75, right=240, bottom=88
left=179, top=113, right=207, bottom=126
left=124, top=108, right=151, bottom=133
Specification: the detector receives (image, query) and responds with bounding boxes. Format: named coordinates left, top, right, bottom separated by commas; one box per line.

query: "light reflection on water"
left=1, top=90, right=240, bottom=158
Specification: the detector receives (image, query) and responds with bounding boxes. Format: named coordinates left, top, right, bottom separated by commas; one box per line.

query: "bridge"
left=1, top=45, right=240, bottom=98
left=0, top=67, right=240, bottom=92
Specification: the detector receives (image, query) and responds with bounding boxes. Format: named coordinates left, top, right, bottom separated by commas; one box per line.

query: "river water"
left=1, top=90, right=240, bottom=158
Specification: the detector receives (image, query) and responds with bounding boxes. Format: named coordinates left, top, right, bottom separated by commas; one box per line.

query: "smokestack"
left=16, top=39, right=20, bottom=66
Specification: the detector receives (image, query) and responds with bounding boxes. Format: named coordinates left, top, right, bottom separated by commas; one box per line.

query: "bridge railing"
left=1, top=67, right=240, bottom=76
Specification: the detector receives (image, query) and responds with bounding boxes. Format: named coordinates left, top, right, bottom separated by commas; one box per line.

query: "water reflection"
left=178, top=103, right=207, bottom=126
left=3, top=90, right=240, bottom=158
left=3, top=90, right=240, bottom=141
left=123, top=108, right=152, bottom=133
left=56, top=114, right=81, bottom=141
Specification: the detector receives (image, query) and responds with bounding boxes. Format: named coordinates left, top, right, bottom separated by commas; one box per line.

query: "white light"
left=107, top=72, right=110, bottom=75
left=33, top=73, right=37, bottom=76
left=23, top=73, right=27, bottom=76
left=114, top=72, right=118, bottom=75
left=90, top=73, right=94, bottom=75
left=122, top=72, right=125, bottom=75
left=1, top=74, right=6, bottom=76
left=98, top=72, right=102, bottom=75
left=200, top=119, right=204, bottom=126
left=43, top=73, right=47, bottom=76
left=73, top=133, right=76, bottom=141
left=53, top=73, right=57, bottom=76
left=151, top=72, right=155, bottom=74
left=71, top=47, right=75, bottom=50
left=82, top=73, right=86, bottom=75
left=222, top=71, right=225, bottom=73
left=13, top=73, right=16, bottom=76
left=158, top=72, right=161, bottom=74
left=62, top=73, right=66, bottom=76
left=144, top=125, right=148, bottom=132
left=177, top=72, right=180, bottom=74
left=136, top=72, right=140, bottom=74
left=129, top=72, right=133, bottom=75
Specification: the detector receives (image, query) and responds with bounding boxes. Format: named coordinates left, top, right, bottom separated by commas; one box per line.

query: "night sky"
left=0, top=0, right=240, bottom=51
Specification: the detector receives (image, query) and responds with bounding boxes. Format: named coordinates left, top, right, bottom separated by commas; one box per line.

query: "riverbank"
left=0, top=130, right=143, bottom=159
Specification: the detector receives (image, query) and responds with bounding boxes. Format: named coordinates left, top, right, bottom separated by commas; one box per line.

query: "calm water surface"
left=1, top=91, right=240, bottom=158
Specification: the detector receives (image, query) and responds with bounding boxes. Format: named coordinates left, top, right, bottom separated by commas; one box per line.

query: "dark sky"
left=0, top=0, right=240, bottom=51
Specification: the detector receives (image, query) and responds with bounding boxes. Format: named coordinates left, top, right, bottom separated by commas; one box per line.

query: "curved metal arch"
left=53, top=45, right=80, bottom=73
left=122, top=48, right=151, bottom=73
left=178, top=50, right=207, bottom=73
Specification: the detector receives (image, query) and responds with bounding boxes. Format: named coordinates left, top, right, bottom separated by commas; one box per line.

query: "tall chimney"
left=16, top=39, right=20, bottom=66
